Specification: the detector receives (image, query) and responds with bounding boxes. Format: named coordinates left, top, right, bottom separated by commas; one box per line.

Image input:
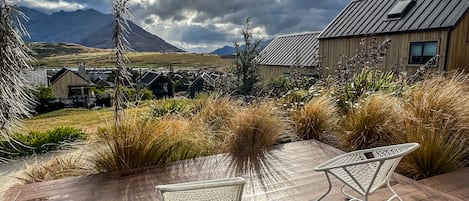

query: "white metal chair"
left=156, top=177, right=246, bottom=201
left=314, top=143, right=420, bottom=201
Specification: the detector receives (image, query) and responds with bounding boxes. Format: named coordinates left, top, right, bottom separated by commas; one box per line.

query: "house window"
left=409, top=41, right=437, bottom=64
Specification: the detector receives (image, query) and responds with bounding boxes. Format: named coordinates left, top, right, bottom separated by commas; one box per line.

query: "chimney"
left=78, top=62, right=86, bottom=78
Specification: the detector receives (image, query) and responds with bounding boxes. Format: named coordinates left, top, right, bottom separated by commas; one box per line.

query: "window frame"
left=408, top=41, right=438, bottom=65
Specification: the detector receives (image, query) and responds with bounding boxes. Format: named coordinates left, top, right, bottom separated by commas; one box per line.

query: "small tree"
left=110, top=0, right=132, bottom=125
left=0, top=1, right=35, bottom=137
left=233, top=18, right=262, bottom=95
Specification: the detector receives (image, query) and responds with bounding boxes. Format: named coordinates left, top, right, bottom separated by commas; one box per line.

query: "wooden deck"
left=2, top=140, right=464, bottom=201
left=419, top=167, right=469, bottom=200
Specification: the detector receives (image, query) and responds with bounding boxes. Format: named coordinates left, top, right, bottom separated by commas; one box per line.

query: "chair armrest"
left=314, top=143, right=420, bottom=171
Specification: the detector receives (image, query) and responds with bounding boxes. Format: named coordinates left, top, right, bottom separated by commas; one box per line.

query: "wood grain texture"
left=2, top=140, right=464, bottom=201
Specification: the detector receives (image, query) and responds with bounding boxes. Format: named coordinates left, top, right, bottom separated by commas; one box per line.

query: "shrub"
left=0, top=127, right=87, bottom=159
left=397, top=74, right=469, bottom=179
left=223, top=103, right=293, bottom=154
left=279, top=89, right=315, bottom=110
left=336, top=70, right=399, bottom=113
left=19, top=154, right=93, bottom=183
left=291, top=96, right=338, bottom=141
left=93, top=117, right=214, bottom=172
left=140, top=88, right=153, bottom=100
left=340, top=93, right=402, bottom=151
left=151, top=99, right=195, bottom=117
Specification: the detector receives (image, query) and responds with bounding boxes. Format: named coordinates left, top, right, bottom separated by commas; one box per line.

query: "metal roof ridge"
left=277, top=31, right=321, bottom=38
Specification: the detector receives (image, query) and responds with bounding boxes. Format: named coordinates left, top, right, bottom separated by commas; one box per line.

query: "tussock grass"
left=398, top=74, right=469, bottom=179
left=223, top=103, right=293, bottom=154
left=20, top=154, right=93, bottom=184
left=93, top=117, right=215, bottom=172
left=341, top=93, right=402, bottom=151
left=192, top=96, right=241, bottom=132
left=291, top=96, right=338, bottom=141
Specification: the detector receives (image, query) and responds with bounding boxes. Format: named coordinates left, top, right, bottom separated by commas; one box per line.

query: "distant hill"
left=210, top=39, right=273, bottom=56
left=211, top=46, right=236, bottom=56
left=20, top=7, right=181, bottom=52
left=30, top=42, right=111, bottom=58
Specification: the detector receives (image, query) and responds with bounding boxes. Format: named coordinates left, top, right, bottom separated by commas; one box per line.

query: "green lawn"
left=23, top=105, right=151, bottom=135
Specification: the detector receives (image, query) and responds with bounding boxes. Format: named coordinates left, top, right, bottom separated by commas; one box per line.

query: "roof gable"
left=319, top=0, right=469, bottom=39
left=50, top=68, right=91, bottom=85
left=258, top=32, right=320, bottom=67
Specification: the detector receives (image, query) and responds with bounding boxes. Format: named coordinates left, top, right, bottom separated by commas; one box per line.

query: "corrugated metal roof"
left=319, top=0, right=469, bottom=39
left=258, top=32, right=320, bottom=67
left=139, top=71, right=159, bottom=85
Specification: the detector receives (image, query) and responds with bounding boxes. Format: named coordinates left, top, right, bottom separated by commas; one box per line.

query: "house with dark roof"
left=50, top=68, right=95, bottom=98
left=188, top=72, right=218, bottom=98
left=319, top=0, right=469, bottom=73
left=137, top=71, right=174, bottom=99
left=258, top=32, right=320, bottom=79
left=93, top=77, right=115, bottom=89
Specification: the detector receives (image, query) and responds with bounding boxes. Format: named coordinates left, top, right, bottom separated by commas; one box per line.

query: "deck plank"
left=419, top=167, right=469, bottom=200
left=2, top=140, right=464, bottom=201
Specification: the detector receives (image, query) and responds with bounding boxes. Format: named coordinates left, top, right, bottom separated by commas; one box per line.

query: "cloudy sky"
left=19, top=0, right=349, bottom=53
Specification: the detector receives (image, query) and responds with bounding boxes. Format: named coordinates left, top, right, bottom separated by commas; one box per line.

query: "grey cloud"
left=133, top=0, right=348, bottom=35
left=21, top=0, right=349, bottom=52
left=177, top=25, right=231, bottom=43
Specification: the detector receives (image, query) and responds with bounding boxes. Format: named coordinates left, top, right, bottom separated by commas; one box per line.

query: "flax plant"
left=0, top=1, right=35, bottom=138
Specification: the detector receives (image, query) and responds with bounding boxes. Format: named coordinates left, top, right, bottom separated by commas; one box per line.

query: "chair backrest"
left=156, top=177, right=246, bottom=201
left=317, top=143, right=420, bottom=195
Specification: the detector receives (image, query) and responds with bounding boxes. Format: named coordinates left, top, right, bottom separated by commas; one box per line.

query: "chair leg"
left=316, top=172, right=332, bottom=201
left=340, top=185, right=363, bottom=201
left=386, top=180, right=402, bottom=201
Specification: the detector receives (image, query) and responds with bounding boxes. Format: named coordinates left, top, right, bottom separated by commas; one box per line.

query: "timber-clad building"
left=318, top=0, right=469, bottom=73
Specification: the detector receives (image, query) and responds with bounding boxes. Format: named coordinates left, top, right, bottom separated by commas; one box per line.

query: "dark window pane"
left=423, top=42, right=437, bottom=56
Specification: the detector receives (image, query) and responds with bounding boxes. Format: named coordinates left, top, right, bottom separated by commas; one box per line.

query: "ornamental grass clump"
left=93, top=117, right=214, bottom=172
left=398, top=74, right=469, bottom=179
left=341, top=93, right=402, bottom=151
left=20, top=154, right=93, bottom=184
left=192, top=96, right=241, bottom=132
left=291, top=96, right=338, bottom=142
left=223, top=103, right=293, bottom=154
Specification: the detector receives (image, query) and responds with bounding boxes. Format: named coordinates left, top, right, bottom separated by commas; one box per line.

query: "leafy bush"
left=223, top=103, right=293, bottom=154
left=0, top=127, right=87, bottom=159
left=397, top=74, right=469, bottom=179
left=291, top=96, right=338, bottom=142
left=279, top=89, right=316, bottom=110
left=335, top=70, right=399, bottom=113
left=340, top=93, right=402, bottom=151
left=93, top=117, right=214, bottom=172
left=151, top=99, right=195, bottom=117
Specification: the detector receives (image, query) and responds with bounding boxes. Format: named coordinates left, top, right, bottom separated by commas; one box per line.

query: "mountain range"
left=210, top=39, right=273, bottom=56
left=19, top=7, right=181, bottom=52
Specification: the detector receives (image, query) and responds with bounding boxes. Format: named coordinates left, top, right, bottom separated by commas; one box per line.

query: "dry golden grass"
left=341, top=93, right=402, bottom=151
left=93, top=117, right=215, bottom=172
left=20, top=154, right=94, bottom=184
left=36, top=52, right=233, bottom=71
left=291, top=96, right=338, bottom=141
left=223, top=103, right=293, bottom=154
left=192, top=96, right=241, bottom=133
left=397, top=74, right=469, bottom=179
